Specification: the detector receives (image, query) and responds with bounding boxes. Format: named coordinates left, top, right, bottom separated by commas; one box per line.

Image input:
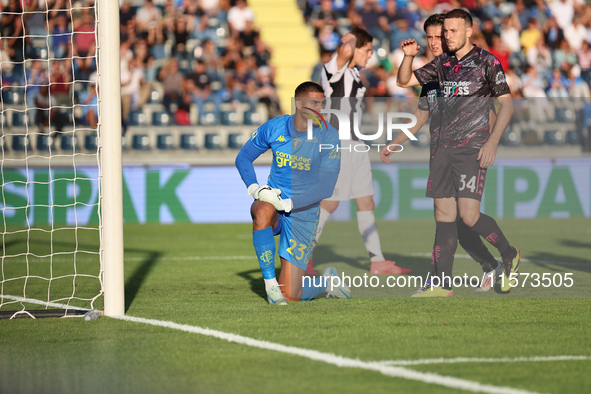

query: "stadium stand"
left=2, top=0, right=591, bottom=164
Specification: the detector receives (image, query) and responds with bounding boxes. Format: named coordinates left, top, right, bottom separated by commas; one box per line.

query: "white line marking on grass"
left=411, top=253, right=588, bottom=267
left=1, top=295, right=88, bottom=310
left=112, top=314, right=542, bottom=394
left=5, top=295, right=576, bottom=394
left=15, top=255, right=256, bottom=264
left=379, top=356, right=591, bottom=366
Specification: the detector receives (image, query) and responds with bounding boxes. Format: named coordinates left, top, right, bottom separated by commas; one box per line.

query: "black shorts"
left=426, top=148, right=486, bottom=201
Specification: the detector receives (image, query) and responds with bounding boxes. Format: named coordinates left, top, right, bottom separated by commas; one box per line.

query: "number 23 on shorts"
left=286, top=239, right=308, bottom=261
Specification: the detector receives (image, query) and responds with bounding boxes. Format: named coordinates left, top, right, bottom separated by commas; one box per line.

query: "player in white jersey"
left=308, top=27, right=411, bottom=276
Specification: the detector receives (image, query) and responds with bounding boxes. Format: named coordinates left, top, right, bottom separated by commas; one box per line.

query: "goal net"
left=0, top=0, right=123, bottom=319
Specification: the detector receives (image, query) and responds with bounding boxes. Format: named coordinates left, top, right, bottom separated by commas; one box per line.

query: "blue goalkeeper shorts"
left=273, top=206, right=320, bottom=271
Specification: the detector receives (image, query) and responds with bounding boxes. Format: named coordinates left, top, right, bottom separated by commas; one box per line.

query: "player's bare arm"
left=477, top=94, right=514, bottom=168
left=396, top=39, right=421, bottom=87
left=380, top=108, right=429, bottom=163
left=336, top=33, right=357, bottom=70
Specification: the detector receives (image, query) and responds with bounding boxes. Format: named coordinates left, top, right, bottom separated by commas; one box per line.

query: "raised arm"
left=336, top=33, right=357, bottom=70
left=397, top=39, right=421, bottom=88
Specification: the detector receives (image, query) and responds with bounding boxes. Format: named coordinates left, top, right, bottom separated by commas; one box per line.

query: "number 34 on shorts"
left=459, top=174, right=478, bottom=193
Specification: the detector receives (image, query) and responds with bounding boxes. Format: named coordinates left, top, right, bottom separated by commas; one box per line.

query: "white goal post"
left=98, top=0, right=125, bottom=317
left=0, top=0, right=124, bottom=318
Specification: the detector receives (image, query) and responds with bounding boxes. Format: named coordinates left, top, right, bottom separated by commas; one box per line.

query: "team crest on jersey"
left=292, top=137, right=303, bottom=152
left=328, top=146, right=340, bottom=159
left=453, top=64, right=462, bottom=75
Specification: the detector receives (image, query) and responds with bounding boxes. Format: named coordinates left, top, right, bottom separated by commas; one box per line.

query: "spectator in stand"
left=228, top=58, right=257, bottom=108
left=553, top=38, right=578, bottom=72
left=253, top=37, right=273, bottom=69
left=120, top=1, right=136, bottom=30
left=567, top=66, right=591, bottom=97
left=522, top=65, right=547, bottom=97
left=171, top=16, right=192, bottom=60
left=520, top=17, right=543, bottom=54
left=543, top=16, right=564, bottom=50
left=527, top=38, right=553, bottom=81
left=158, top=57, right=190, bottom=115
left=0, top=38, right=15, bottom=83
left=353, top=0, right=386, bottom=47
left=2, top=0, right=25, bottom=82
left=504, top=66, right=524, bottom=95
left=254, top=66, right=280, bottom=117
left=309, top=0, right=339, bottom=37
left=489, top=34, right=510, bottom=72
left=311, top=49, right=333, bottom=83
left=23, top=59, right=48, bottom=123
left=227, top=0, right=255, bottom=35
left=549, top=0, right=576, bottom=32
left=515, top=0, right=534, bottom=31
left=196, top=39, right=224, bottom=74
left=136, top=0, right=163, bottom=35
left=48, top=59, right=72, bottom=106
left=186, top=59, right=222, bottom=122
left=24, top=0, right=49, bottom=60
left=475, top=0, right=504, bottom=22
left=73, top=8, right=96, bottom=57
left=120, top=39, right=136, bottom=133
left=390, top=17, right=421, bottom=52
left=222, top=36, right=243, bottom=71
left=49, top=14, right=72, bottom=59
left=500, top=12, right=522, bottom=54
left=35, top=85, right=69, bottom=134
left=481, top=18, right=498, bottom=48
left=318, top=25, right=341, bottom=52
left=576, top=40, right=591, bottom=85
left=532, top=0, right=551, bottom=27
left=564, top=18, right=586, bottom=51
left=239, top=20, right=259, bottom=57
left=332, top=0, right=350, bottom=19
left=146, top=19, right=168, bottom=59
left=79, top=73, right=99, bottom=129
left=378, top=0, right=402, bottom=49
left=547, top=68, right=570, bottom=98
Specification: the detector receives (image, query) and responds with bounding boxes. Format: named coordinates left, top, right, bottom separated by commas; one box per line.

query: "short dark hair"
left=424, top=13, right=445, bottom=33
left=444, top=8, right=473, bottom=27
left=295, top=81, right=324, bottom=97
left=349, top=27, right=373, bottom=48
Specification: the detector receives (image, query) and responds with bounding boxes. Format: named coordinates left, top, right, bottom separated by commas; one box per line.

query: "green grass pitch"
left=1, top=218, right=590, bottom=393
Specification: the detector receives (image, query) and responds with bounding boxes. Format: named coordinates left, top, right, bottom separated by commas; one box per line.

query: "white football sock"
left=264, top=278, right=279, bottom=292
left=313, top=207, right=331, bottom=248
left=357, top=210, right=385, bottom=262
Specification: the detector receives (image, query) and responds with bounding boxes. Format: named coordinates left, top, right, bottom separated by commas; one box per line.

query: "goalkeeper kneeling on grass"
left=235, top=81, right=351, bottom=305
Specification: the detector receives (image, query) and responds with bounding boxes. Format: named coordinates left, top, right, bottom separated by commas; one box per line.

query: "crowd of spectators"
left=1, top=0, right=280, bottom=133
left=3, top=0, right=591, bottom=136
left=304, top=0, right=591, bottom=100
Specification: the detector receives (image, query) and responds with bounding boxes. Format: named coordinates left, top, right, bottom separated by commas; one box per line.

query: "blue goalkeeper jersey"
left=237, top=114, right=341, bottom=210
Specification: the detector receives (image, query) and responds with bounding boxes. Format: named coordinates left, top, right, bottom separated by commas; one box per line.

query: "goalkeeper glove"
left=247, top=183, right=281, bottom=200
left=258, top=188, right=293, bottom=213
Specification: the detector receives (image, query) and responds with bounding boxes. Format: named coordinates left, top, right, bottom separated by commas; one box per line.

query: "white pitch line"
left=111, top=314, right=541, bottom=394
left=9, top=255, right=256, bottom=264
left=411, top=253, right=587, bottom=266
left=0, top=295, right=554, bottom=394
left=379, top=356, right=591, bottom=366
